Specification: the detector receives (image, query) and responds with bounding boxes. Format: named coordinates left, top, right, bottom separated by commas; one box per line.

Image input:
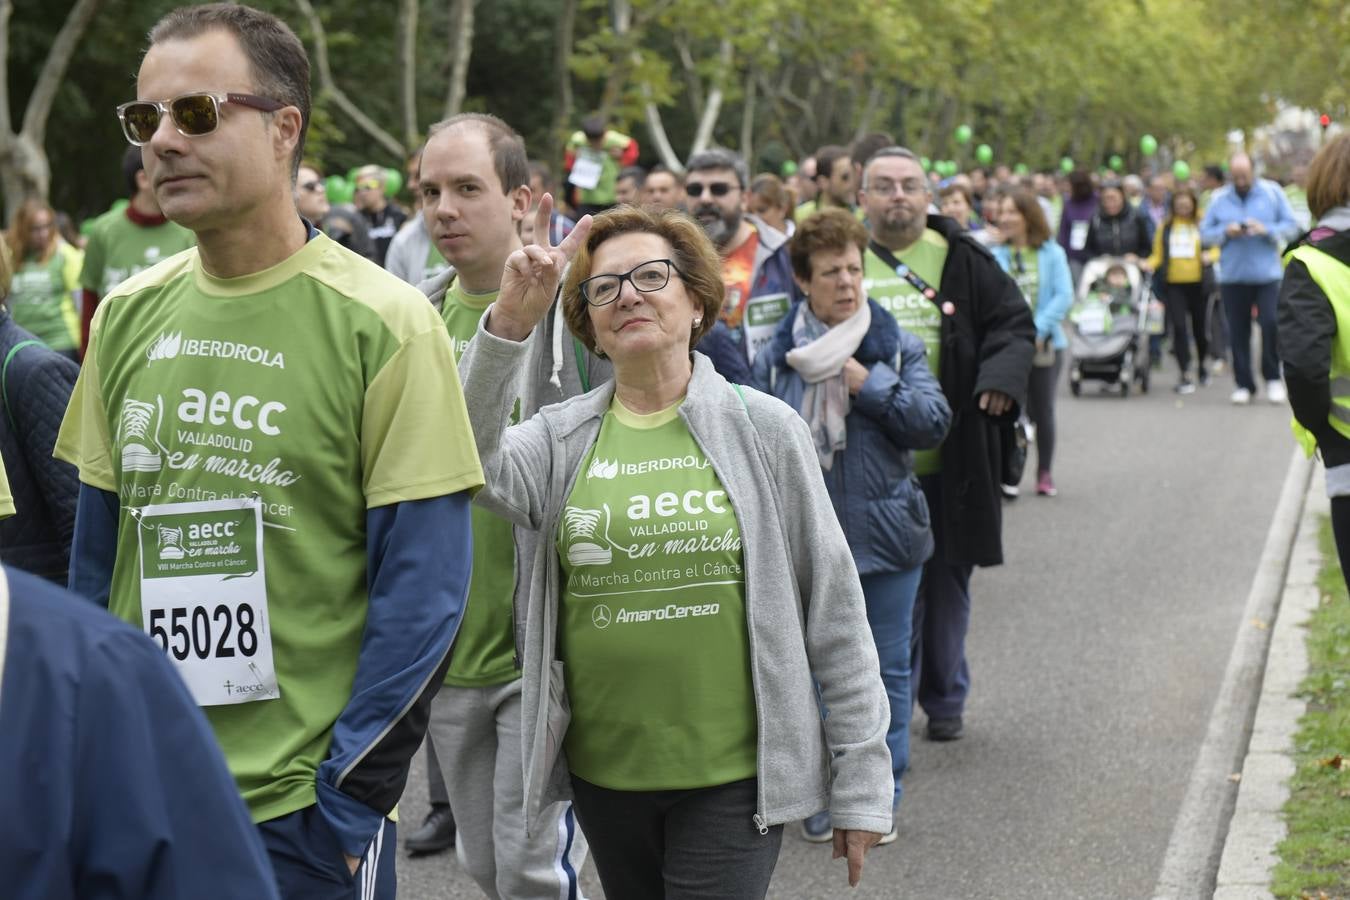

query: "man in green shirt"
left=78, top=147, right=195, bottom=359
left=795, top=144, right=857, bottom=221
left=417, top=112, right=590, bottom=897
left=565, top=115, right=638, bottom=216
left=55, top=6, right=481, bottom=896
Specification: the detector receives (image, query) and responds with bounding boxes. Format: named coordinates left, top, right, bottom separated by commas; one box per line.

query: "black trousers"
left=569, top=775, right=783, bottom=900
left=1164, top=280, right=1209, bottom=375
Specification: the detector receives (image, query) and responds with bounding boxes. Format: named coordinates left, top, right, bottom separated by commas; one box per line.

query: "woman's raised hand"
left=488, top=194, right=592, bottom=342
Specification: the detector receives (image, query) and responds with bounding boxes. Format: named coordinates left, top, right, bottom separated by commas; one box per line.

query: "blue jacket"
left=0, top=566, right=279, bottom=900
left=1200, top=180, right=1301, bottom=284
left=991, top=242, right=1075, bottom=350
left=750, top=299, right=951, bottom=574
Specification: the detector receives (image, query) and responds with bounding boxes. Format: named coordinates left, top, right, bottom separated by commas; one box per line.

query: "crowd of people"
left=2, top=3, right=1349, bottom=899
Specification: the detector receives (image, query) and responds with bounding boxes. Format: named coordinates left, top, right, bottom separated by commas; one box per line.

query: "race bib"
left=741, top=293, right=791, bottom=363
left=1168, top=226, right=1197, bottom=259
left=1074, top=305, right=1108, bottom=335
left=136, top=495, right=279, bottom=707
left=568, top=155, right=603, bottom=191
left=1069, top=220, right=1089, bottom=252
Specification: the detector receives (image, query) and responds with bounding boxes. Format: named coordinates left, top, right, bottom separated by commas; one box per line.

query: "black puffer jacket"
left=0, top=310, right=79, bottom=582
left=1085, top=204, right=1152, bottom=259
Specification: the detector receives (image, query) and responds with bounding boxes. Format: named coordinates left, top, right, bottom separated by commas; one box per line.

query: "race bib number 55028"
left=136, top=496, right=280, bottom=706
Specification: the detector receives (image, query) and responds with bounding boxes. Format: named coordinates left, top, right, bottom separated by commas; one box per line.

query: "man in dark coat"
left=859, top=147, right=1035, bottom=742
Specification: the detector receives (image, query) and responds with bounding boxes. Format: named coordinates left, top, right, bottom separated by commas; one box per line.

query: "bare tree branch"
left=396, top=0, right=419, bottom=147
left=689, top=39, right=731, bottom=156
left=549, top=0, right=578, bottom=165
left=443, top=0, right=476, bottom=120
left=739, top=69, right=756, bottom=165
left=21, top=0, right=102, bottom=144
left=673, top=34, right=703, bottom=119
left=0, top=0, right=13, bottom=137
left=294, top=0, right=406, bottom=160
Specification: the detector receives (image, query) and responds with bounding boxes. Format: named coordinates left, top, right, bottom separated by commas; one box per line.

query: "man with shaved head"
left=1201, top=152, right=1301, bottom=404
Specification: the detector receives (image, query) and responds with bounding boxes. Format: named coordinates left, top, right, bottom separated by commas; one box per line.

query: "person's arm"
left=1200, top=198, right=1226, bottom=246
left=1144, top=223, right=1165, bottom=272
left=972, top=254, right=1037, bottom=415
left=852, top=332, right=951, bottom=451
left=1034, top=246, right=1076, bottom=338
left=73, top=624, right=280, bottom=899
left=67, top=484, right=119, bottom=606
left=315, top=493, right=472, bottom=862
left=1270, top=184, right=1302, bottom=244
left=16, top=354, right=81, bottom=566
left=1277, top=257, right=1337, bottom=442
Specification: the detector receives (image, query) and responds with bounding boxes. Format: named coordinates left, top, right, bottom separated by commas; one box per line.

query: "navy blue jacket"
left=0, top=311, right=79, bottom=582
left=0, top=565, right=279, bottom=899
left=751, top=299, right=951, bottom=573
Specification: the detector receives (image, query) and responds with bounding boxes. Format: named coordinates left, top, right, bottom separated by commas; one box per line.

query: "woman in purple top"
left=1057, top=170, right=1097, bottom=284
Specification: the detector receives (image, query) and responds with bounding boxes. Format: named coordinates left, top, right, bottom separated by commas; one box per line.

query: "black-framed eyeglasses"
left=685, top=182, right=734, bottom=199
left=578, top=259, right=686, bottom=307
left=116, top=92, right=287, bottom=146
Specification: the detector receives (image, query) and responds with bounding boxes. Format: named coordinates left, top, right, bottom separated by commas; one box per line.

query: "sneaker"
left=1212, top=359, right=1227, bottom=375
left=800, top=810, right=834, bottom=843
left=1024, top=423, right=1037, bottom=444
left=1001, top=482, right=1020, bottom=500
left=926, top=715, right=964, bottom=741
left=1174, top=378, right=1196, bottom=395
left=1036, top=471, right=1057, bottom=497
left=1266, top=380, right=1287, bottom=404
left=405, top=804, right=456, bottom=856
left=1198, top=367, right=1212, bottom=387
left=1230, top=387, right=1252, bottom=405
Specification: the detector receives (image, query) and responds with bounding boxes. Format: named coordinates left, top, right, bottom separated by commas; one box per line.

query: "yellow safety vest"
left=1286, top=243, right=1350, bottom=455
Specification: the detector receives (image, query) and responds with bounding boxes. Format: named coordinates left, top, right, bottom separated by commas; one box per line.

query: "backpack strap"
left=3, top=340, right=44, bottom=433
left=732, top=382, right=748, bottom=410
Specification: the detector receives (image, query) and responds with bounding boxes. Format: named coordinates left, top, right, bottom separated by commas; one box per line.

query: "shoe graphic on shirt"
left=563, top=506, right=613, bottom=567
left=119, top=397, right=164, bottom=472
left=157, top=525, right=185, bottom=560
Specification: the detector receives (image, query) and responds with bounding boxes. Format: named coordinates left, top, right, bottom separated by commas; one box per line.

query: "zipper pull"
left=752, top=814, right=768, bottom=836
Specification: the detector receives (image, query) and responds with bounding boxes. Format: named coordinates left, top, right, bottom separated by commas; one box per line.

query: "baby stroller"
left=1066, top=257, right=1154, bottom=397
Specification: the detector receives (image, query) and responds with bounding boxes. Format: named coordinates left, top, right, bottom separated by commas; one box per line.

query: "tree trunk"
left=549, top=0, right=578, bottom=165
left=443, top=0, right=475, bottom=120
left=739, top=69, right=756, bottom=165
left=688, top=39, right=731, bottom=157
left=396, top=0, right=419, bottom=148
left=0, top=0, right=103, bottom=214
left=294, top=0, right=406, bottom=160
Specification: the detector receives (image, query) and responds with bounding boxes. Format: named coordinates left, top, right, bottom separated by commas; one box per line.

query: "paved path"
left=396, top=369, right=1296, bottom=899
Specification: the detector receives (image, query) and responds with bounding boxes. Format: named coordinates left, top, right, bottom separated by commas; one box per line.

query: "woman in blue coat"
left=751, top=209, right=951, bottom=845
left=992, top=190, right=1074, bottom=496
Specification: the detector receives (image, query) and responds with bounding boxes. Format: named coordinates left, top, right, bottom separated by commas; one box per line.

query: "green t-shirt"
left=567, top=131, right=630, bottom=206
left=863, top=228, right=949, bottom=475
left=0, top=455, right=12, bottom=519
left=10, top=245, right=82, bottom=351
left=557, top=398, right=757, bottom=791
left=424, top=241, right=450, bottom=286
left=54, top=233, right=484, bottom=823
left=80, top=211, right=196, bottom=297
left=1008, top=247, right=1040, bottom=313
left=440, top=281, right=518, bottom=687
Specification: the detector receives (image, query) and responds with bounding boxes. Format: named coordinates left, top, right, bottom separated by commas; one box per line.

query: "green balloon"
left=781, top=160, right=798, bottom=177
left=1014, top=163, right=1029, bottom=175
left=1140, top=134, right=1158, bottom=156
left=1109, top=154, right=1124, bottom=172
left=1172, top=160, right=1191, bottom=181
left=920, top=156, right=932, bottom=172
left=325, top=175, right=353, bottom=204
left=1060, top=156, right=1075, bottom=174
left=942, top=160, right=957, bottom=177
left=975, top=143, right=993, bottom=165
left=383, top=168, right=404, bottom=198
left=954, top=124, right=973, bottom=145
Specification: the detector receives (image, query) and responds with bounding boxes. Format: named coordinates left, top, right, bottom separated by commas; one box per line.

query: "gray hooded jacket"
left=459, top=318, right=893, bottom=836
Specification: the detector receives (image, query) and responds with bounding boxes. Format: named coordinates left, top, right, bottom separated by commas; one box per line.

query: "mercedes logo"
left=591, top=604, right=612, bottom=629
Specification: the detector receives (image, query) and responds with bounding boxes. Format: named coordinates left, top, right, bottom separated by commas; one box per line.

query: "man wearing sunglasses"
left=683, top=148, right=800, bottom=377
left=56, top=5, right=481, bottom=898
left=351, top=165, right=408, bottom=268
left=78, top=147, right=195, bottom=360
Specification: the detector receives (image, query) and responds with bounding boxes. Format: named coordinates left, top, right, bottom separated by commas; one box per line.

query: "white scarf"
left=785, top=300, right=870, bottom=470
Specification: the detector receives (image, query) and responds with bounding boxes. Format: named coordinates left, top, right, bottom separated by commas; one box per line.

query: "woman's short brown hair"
left=561, top=206, right=723, bottom=354
left=789, top=209, right=868, bottom=281
left=1307, top=134, right=1350, bottom=221
left=1002, top=189, right=1052, bottom=248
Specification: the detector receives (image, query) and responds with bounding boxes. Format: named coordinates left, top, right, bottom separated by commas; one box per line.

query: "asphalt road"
left=395, top=362, right=1295, bottom=900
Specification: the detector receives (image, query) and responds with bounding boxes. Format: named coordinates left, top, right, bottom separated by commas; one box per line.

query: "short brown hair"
left=1002, top=189, right=1052, bottom=248
left=789, top=208, right=868, bottom=281
left=562, top=206, right=723, bottom=354
left=1307, top=134, right=1350, bottom=221
left=149, top=4, right=311, bottom=179
left=427, top=113, right=529, bottom=195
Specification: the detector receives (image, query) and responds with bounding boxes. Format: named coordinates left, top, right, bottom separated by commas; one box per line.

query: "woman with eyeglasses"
left=3, top=199, right=83, bottom=361
left=457, top=199, right=894, bottom=898
left=750, top=209, right=950, bottom=846
left=992, top=190, right=1073, bottom=496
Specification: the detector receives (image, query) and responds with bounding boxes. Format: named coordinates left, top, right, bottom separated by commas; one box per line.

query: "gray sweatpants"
left=428, top=679, right=589, bottom=899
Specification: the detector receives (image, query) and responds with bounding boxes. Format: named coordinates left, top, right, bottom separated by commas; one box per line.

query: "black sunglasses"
left=685, top=182, right=735, bottom=199
left=116, top=92, right=286, bottom=146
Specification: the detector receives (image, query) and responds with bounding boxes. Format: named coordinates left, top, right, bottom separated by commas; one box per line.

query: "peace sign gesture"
left=487, top=194, right=592, bottom=342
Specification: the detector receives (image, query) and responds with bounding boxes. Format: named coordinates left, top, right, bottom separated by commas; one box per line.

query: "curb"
left=1212, top=465, right=1328, bottom=899
left=1152, top=447, right=1314, bottom=900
